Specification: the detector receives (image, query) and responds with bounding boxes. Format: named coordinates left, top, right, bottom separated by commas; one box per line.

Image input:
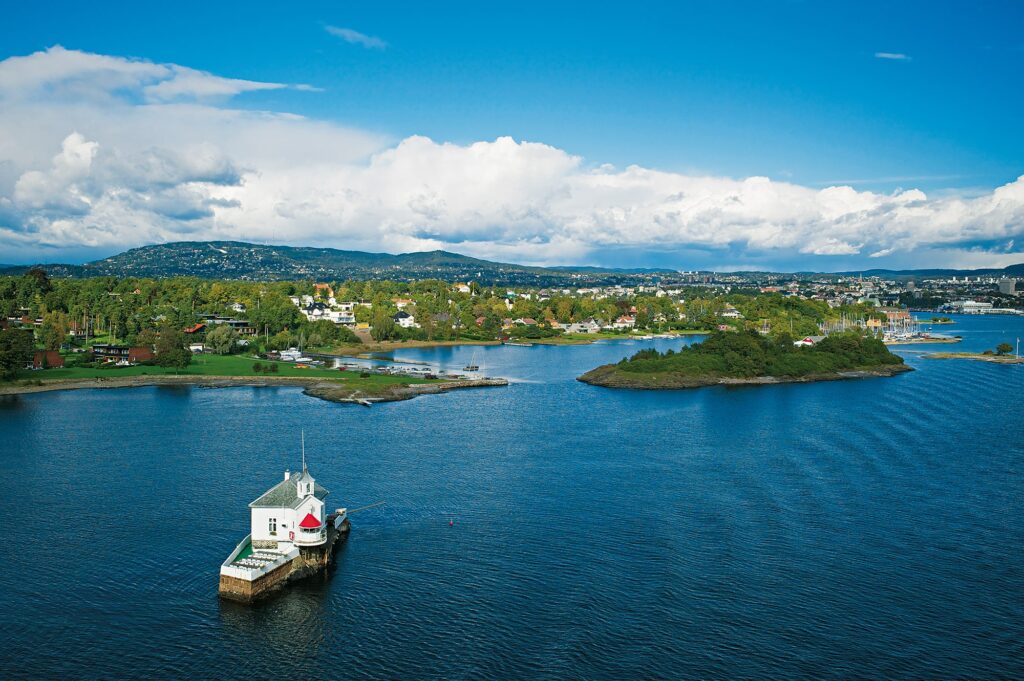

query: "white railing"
left=293, top=528, right=326, bottom=546
left=220, top=534, right=252, bottom=569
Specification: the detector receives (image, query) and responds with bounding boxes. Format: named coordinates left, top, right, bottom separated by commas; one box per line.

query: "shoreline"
left=577, top=363, right=913, bottom=390
left=0, top=374, right=509, bottom=404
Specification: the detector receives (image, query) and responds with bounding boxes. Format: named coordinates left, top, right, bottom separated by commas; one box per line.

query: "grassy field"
left=6, top=353, right=434, bottom=387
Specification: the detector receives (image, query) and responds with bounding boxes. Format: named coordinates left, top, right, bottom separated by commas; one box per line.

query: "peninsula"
left=578, top=330, right=911, bottom=389
left=0, top=354, right=507, bottom=404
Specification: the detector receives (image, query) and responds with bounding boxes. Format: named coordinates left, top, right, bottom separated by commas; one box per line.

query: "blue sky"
left=1, top=1, right=1023, bottom=270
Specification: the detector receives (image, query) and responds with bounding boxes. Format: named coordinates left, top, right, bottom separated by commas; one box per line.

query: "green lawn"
left=7, top=353, right=434, bottom=388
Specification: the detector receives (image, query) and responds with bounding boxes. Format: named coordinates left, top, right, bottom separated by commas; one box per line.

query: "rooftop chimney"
left=284, top=470, right=291, bottom=481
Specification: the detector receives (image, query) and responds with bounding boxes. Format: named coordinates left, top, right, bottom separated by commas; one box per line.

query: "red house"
left=32, top=351, right=64, bottom=369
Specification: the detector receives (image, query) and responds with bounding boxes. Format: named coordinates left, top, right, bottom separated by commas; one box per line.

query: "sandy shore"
left=0, top=374, right=509, bottom=404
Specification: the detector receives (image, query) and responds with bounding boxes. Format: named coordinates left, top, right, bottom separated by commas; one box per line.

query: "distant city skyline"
left=1, top=1, right=1023, bottom=270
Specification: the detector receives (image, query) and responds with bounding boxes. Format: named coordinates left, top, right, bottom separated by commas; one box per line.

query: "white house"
left=301, top=302, right=330, bottom=321
left=393, top=310, right=419, bottom=328
left=721, top=306, right=744, bottom=319
left=230, top=302, right=247, bottom=314
left=327, top=309, right=356, bottom=325
left=249, top=464, right=329, bottom=550
left=562, top=319, right=601, bottom=334
left=611, top=315, right=636, bottom=330
left=794, top=335, right=826, bottom=347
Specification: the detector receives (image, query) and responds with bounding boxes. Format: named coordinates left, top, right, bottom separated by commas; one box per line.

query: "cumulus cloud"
left=0, top=46, right=1022, bottom=268
left=325, top=26, right=388, bottom=50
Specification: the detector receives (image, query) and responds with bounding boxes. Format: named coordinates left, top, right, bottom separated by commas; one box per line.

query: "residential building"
left=794, top=335, right=826, bottom=347
left=721, top=306, right=744, bottom=319
left=562, top=319, right=601, bottom=334
left=92, top=344, right=155, bottom=363
left=31, top=350, right=64, bottom=369
left=393, top=311, right=419, bottom=328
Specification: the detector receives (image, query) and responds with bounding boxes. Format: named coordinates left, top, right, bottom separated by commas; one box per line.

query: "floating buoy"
left=449, top=519, right=454, bottom=527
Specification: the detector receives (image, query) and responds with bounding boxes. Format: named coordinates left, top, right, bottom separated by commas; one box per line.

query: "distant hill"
left=1, top=240, right=1021, bottom=283
left=0, top=241, right=673, bottom=285
left=835, top=263, right=1024, bottom=278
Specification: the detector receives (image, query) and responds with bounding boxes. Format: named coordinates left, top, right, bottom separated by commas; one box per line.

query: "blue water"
left=1, top=315, right=1022, bottom=679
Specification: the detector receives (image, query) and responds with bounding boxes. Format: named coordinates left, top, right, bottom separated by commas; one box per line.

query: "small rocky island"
left=578, top=330, right=911, bottom=389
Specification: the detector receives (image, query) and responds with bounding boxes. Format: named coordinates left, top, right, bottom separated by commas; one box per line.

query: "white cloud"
left=325, top=26, right=388, bottom=50
left=0, top=45, right=298, bottom=104
left=0, top=46, right=1022, bottom=269
left=875, top=52, right=911, bottom=61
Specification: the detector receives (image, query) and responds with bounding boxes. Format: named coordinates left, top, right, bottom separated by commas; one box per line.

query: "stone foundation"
left=218, top=518, right=351, bottom=603
left=218, top=559, right=293, bottom=602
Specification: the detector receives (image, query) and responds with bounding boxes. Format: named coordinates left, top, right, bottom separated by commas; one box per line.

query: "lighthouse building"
left=249, top=466, right=329, bottom=550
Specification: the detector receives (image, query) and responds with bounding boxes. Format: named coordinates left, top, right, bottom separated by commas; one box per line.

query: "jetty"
left=219, top=442, right=353, bottom=603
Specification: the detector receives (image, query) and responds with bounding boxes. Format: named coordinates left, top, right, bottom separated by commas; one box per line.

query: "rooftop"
left=249, top=474, right=328, bottom=509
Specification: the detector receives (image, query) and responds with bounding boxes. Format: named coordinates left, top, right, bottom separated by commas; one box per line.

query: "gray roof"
left=249, top=474, right=329, bottom=508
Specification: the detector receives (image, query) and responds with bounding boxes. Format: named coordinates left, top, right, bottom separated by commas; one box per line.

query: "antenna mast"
left=301, top=430, right=306, bottom=473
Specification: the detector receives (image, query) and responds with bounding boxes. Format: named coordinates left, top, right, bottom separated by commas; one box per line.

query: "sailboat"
left=463, top=350, right=479, bottom=372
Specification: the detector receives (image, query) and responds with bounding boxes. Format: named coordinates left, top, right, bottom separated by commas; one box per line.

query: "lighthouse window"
left=268, top=518, right=277, bottom=535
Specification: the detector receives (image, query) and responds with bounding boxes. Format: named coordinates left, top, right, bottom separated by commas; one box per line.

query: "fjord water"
left=2, top=315, right=1022, bottom=679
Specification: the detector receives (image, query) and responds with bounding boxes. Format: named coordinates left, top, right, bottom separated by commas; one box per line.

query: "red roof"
left=183, top=323, right=206, bottom=334
left=298, top=513, right=321, bottom=528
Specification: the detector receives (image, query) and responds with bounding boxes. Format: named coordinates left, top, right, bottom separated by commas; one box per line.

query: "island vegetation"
left=579, top=330, right=910, bottom=389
